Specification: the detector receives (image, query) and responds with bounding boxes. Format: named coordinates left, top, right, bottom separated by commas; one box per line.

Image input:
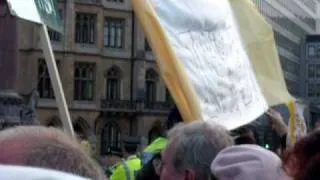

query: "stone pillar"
left=64, top=0, right=75, bottom=51
left=133, top=60, right=146, bottom=101
left=0, top=0, right=18, bottom=90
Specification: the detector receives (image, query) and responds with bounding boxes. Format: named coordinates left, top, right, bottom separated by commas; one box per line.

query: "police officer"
left=136, top=107, right=183, bottom=180
left=109, top=136, right=141, bottom=180
left=110, top=107, right=183, bottom=180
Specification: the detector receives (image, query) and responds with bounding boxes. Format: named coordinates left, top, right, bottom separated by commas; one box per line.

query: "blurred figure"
left=136, top=106, right=183, bottom=180
left=234, top=135, right=256, bottom=145
left=266, top=109, right=288, bottom=151
left=211, top=145, right=289, bottom=180
left=140, top=106, right=183, bottom=165
left=159, top=121, right=233, bottom=180
left=314, top=120, right=320, bottom=130
left=0, top=126, right=106, bottom=180
left=233, top=125, right=257, bottom=145
left=283, top=130, right=320, bottom=180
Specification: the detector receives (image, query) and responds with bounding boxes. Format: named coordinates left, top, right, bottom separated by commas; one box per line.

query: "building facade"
left=304, top=35, right=320, bottom=127
left=15, top=0, right=173, bottom=161
left=253, top=0, right=318, bottom=97
left=5, top=0, right=320, bottom=160
left=250, top=0, right=319, bottom=148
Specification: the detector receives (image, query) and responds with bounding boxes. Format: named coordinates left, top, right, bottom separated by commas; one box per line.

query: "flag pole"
left=39, top=23, right=75, bottom=138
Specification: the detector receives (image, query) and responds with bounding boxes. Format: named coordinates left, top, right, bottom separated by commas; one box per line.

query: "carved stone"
left=0, top=91, right=38, bottom=130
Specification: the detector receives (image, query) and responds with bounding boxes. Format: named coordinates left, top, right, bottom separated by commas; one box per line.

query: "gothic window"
left=75, top=13, right=96, bottom=44
left=106, top=66, right=121, bottom=100
left=74, top=62, right=95, bottom=101
left=145, top=69, right=158, bottom=103
left=37, top=59, right=60, bottom=99
left=101, top=122, right=121, bottom=155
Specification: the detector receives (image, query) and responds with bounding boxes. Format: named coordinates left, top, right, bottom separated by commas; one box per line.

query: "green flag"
left=7, top=0, right=63, bottom=33
left=34, top=0, right=62, bottom=33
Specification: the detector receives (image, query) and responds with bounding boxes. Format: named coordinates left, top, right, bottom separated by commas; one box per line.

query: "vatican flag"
left=133, top=0, right=292, bottom=130
left=229, top=0, right=292, bottom=106
left=287, top=101, right=307, bottom=145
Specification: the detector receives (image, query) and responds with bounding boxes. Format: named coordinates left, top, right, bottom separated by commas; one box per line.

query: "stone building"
left=253, top=0, right=319, bottom=97
left=251, top=0, right=319, bottom=148
left=9, top=0, right=173, bottom=160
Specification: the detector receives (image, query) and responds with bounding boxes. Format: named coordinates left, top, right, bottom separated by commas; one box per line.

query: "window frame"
left=37, top=59, right=60, bottom=99
left=145, top=69, right=158, bottom=103
left=101, top=122, right=121, bottom=155
left=103, top=17, right=125, bottom=49
left=74, top=62, right=96, bottom=101
left=75, top=12, right=97, bottom=45
left=106, top=67, right=121, bottom=100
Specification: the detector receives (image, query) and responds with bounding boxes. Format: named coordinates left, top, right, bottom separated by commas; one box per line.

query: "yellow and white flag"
left=133, top=0, right=292, bottom=130
left=230, top=0, right=292, bottom=106
left=287, top=101, right=307, bottom=145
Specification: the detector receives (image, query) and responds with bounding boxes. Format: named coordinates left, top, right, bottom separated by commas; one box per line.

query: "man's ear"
left=184, top=168, right=196, bottom=180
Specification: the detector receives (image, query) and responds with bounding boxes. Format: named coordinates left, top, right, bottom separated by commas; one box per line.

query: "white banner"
left=133, top=0, right=268, bottom=129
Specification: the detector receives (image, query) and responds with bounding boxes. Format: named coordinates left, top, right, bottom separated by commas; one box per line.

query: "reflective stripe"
left=144, top=137, right=167, bottom=153
left=121, top=159, right=131, bottom=180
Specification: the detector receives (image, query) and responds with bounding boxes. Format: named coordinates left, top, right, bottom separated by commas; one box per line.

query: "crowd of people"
left=0, top=106, right=320, bottom=180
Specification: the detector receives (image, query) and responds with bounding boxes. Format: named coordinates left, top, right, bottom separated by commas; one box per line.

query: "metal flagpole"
left=39, top=23, right=75, bottom=138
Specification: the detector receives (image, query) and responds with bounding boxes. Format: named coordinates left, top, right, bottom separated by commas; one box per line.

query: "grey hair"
left=167, top=121, right=233, bottom=180
left=0, top=126, right=106, bottom=180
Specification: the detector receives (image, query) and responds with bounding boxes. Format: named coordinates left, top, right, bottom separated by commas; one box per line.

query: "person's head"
left=233, top=125, right=257, bottom=143
left=283, top=130, right=320, bottom=180
left=166, top=106, right=183, bottom=130
left=160, top=121, right=233, bottom=180
left=211, top=145, right=288, bottom=180
left=0, top=126, right=106, bottom=180
left=148, top=121, right=166, bottom=144
left=0, top=165, right=91, bottom=180
left=122, top=136, right=140, bottom=156
left=234, top=135, right=256, bottom=145
left=123, top=144, right=138, bottom=156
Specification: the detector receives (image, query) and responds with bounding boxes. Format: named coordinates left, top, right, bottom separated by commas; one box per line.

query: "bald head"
left=0, top=126, right=105, bottom=180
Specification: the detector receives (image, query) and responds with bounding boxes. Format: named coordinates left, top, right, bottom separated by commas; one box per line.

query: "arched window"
left=145, top=69, right=158, bottom=103
left=106, top=66, right=121, bottom=100
left=101, top=122, right=121, bottom=155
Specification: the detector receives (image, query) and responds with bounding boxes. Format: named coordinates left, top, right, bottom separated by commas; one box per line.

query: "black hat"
left=122, top=136, right=141, bottom=145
